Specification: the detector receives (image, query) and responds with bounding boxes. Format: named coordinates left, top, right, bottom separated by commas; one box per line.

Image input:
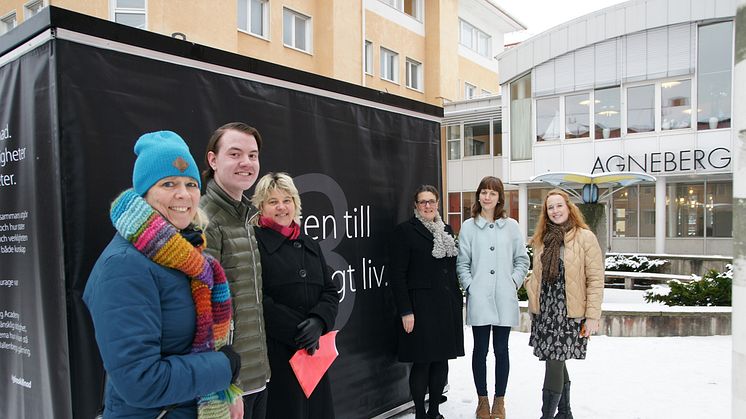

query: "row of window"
left=508, top=21, right=732, bottom=161
left=445, top=119, right=501, bottom=160
left=0, top=0, right=44, bottom=35
left=365, top=42, right=423, bottom=90
left=446, top=180, right=733, bottom=239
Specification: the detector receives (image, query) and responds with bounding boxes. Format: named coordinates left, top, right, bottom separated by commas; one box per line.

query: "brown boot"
left=491, top=396, right=505, bottom=419
left=475, top=396, right=491, bottom=419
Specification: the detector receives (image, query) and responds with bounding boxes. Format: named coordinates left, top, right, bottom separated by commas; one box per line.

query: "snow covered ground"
left=390, top=289, right=731, bottom=419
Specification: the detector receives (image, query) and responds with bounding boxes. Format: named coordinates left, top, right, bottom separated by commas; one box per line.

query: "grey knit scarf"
left=414, top=209, right=458, bottom=258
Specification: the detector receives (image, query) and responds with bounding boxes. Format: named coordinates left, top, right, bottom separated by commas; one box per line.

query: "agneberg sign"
left=591, top=147, right=731, bottom=174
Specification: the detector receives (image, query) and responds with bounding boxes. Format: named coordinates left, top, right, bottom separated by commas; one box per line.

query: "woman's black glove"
left=295, top=317, right=324, bottom=352
left=219, top=345, right=241, bottom=383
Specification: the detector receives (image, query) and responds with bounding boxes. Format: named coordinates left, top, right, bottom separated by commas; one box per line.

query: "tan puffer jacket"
left=525, top=227, right=604, bottom=320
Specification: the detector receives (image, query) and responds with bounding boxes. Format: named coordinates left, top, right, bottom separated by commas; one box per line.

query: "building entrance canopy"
left=530, top=171, right=657, bottom=203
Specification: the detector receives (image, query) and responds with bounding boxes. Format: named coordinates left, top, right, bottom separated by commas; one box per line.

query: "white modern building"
left=444, top=0, right=735, bottom=256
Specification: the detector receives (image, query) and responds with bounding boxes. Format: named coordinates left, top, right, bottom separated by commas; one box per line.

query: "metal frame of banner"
left=53, top=28, right=443, bottom=124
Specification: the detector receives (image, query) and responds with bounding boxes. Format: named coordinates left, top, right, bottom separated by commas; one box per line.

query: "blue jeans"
left=471, top=325, right=511, bottom=397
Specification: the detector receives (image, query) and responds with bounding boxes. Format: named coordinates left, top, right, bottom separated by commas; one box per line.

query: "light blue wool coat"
left=456, top=216, right=529, bottom=327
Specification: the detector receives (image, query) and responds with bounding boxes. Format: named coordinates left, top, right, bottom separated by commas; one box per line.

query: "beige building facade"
left=0, top=0, right=524, bottom=106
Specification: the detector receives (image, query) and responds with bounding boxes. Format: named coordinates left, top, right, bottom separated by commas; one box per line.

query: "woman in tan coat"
left=525, top=189, right=604, bottom=419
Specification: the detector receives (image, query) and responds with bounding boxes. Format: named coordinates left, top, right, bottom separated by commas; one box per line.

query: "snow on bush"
left=605, top=254, right=668, bottom=273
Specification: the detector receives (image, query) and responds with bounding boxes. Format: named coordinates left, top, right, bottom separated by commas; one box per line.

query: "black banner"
left=54, top=39, right=440, bottom=418
left=0, top=42, right=71, bottom=418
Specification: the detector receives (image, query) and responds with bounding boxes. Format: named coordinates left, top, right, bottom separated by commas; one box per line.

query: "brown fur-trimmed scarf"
left=540, top=221, right=574, bottom=283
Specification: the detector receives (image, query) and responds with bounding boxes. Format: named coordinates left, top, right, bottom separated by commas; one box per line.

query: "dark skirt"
left=529, top=260, right=588, bottom=360
left=398, top=286, right=464, bottom=363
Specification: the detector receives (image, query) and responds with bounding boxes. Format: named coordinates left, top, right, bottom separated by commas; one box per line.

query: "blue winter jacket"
left=456, top=216, right=529, bottom=327
left=83, top=234, right=233, bottom=418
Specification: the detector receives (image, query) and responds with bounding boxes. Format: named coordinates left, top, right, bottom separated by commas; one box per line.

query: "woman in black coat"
left=390, top=185, right=465, bottom=419
left=251, top=173, right=339, bottom=419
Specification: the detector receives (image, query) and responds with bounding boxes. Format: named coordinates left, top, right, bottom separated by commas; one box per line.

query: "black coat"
left=255, top=227, right=339, bottom=419
left=389, top=217, right=465, bottom=362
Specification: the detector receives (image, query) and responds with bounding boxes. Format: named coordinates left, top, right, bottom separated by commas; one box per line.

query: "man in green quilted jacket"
left=200, top=122, right=270, bottom=419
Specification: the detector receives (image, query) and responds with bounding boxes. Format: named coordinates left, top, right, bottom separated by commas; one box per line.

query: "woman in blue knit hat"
left=84, top=131, right=243, bottom=419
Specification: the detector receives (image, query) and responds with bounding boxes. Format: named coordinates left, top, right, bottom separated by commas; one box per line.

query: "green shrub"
left=517, top=283, right=528, bottom=301
left=644, top=265, right=732, bottom=306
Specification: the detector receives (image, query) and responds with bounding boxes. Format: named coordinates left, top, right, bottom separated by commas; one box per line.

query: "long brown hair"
left=202, top=122, right=263, bottom=181
left=531, top=188, right=589, bottom=245
left=470, top=176, right=506, bottom=220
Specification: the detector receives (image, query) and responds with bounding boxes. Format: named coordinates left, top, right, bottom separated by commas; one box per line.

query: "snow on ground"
left=390, top=289, right=731, bottom=419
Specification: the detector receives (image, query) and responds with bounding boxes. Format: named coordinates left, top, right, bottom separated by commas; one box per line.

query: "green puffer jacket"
left=200, top=179, right=271, bottom=394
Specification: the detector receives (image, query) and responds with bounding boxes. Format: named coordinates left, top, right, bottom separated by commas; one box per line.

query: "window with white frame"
left=380, top=47, right=399, bottom=83
left=112, top=0, right=146, bottom=29
left=626, top=84, right=655, bottom=134
left=661, top=79, right=691, bottom=130
left=459, top=19, right=490, bottom=57
left=464, top=82, right=476, bottom=99
left=698, top=21, right=733, bottom=130
left=447, top=192, right=462, bottom=233
left=365, top=41, right=373, bottom=75
left=379, top=0, right=422, bottom=20
left=1, top=12, right=16, bottom=35
left=536, top=97, right=560, bottom=141
left=446, top=125, right=461, bottom=160
left=464, top=121, right=490, bottom=157
left=594, top=87, right=620, bottom=139
left=565, top=93, right=590, bottom=139
left=283, top=7, right=311, bottom=52
left=509, top=74, right=532, bottom=161
left=24, top=0, right=44, bottom=19
left=405, top=58, right=422, bottom=90
left=238, top=0, right=268, bottom=38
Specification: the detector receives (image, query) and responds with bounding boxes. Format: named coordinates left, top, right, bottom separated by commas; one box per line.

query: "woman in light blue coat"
left=456, top=176, right=529, bottom=419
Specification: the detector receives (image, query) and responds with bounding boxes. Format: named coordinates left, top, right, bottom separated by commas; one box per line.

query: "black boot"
left=541, top=389, right=562, bottom=419
left=554, top=381, right=573, bottom=419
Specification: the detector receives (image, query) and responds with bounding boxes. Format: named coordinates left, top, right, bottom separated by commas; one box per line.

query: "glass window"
left=464, top=82, right=476, bottom=99
left=459, top=19, right=491, bottom=58
left=464, top=122, right=489, bottom=157
left=639, top=185, right=656, bottom=237
left=565, top=93, right=590, bottom=139
left=536, top=97, right=560, bottom=141
left=504, top=189, right=519, bottom=221
left=380, top=47, right=399, bottom=83
left=1, top=12, right=17, bottom=35
left=446, top=125, right=461, bottom=160
left=661, top=79, right=691, bottom=130
left=627, top=84, right=655, bottom=133
left=405, top=58, right=422, bottom=90
left=238, top=0, right=269, bottom=37
left=667, top=183, right=704, bottom=237
left=613, top=187, right=638, bottom=237
left=527, top=188, right=551, bottom=237
left=24, top=0, right=44, bottom=18
left=698, top=21, right=733, bottom=130
left=380, top=0, right=422, bottom=20
left=447, top=192, right=461, bottom=233
left=112, top=0, right=145, bottom=29
left=594, top=87, right=620, bottom=139
left=707, top=181, right=732, bottom=237
left=510, top=74, right=532, bottom=161
left=364, top=41, right=373, bottom=75
left=462, top=191, right=475, bottom=221
left=283, top=8, right=311, bottom=52
left=492, top=119, right=502, bottom=156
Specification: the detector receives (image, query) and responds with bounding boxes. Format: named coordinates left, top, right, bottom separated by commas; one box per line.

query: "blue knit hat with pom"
left=132, top=131, right=201, bottom=196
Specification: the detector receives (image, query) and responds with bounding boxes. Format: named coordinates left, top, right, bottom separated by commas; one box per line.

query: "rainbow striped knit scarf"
left=110, top=189, right=242, bottom=419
